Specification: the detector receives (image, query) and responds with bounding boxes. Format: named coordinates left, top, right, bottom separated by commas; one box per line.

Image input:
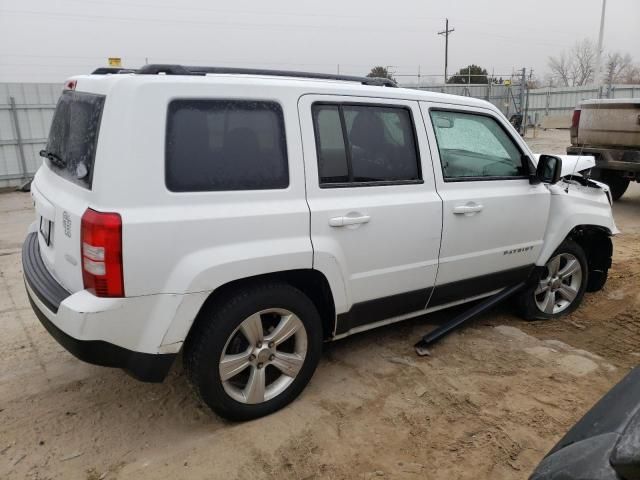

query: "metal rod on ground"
left=414, top=282, right=527, bottom=356
left=9, top=97, right=29, bottom=182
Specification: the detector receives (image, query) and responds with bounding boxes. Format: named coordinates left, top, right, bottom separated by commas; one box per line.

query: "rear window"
left=45, top=90, right=105, bottom=189
left=165, top=100, right=289, bottom=192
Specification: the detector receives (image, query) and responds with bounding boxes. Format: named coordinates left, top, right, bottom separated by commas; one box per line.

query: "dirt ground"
left=1, top=128, right=639, bottom=480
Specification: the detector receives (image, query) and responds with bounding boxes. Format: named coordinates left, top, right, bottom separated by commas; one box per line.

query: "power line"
left=437, top=18, right=455, bottom=83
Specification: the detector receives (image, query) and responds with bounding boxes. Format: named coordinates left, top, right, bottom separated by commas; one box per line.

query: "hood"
left=533, top=154, right=596, bottom=178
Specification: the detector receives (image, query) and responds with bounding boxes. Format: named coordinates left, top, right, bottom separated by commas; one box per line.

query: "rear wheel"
left=599, top=170, right=630, bottom=201
left=516, top=240, right=588, bottom=320
left=185, top=283, right=323, bottom=421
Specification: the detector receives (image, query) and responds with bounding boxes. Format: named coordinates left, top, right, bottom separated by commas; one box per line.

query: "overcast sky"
left=1, top=0, right=639, bottom=84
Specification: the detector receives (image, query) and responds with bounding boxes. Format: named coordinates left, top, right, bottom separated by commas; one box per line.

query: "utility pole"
left=523, top=68, right=533, bottom=136
left=519, top=68, right=526, bottom=135
left=438, top=18, right=455, bottom=83
left=594, top=0, right=607, bottom=89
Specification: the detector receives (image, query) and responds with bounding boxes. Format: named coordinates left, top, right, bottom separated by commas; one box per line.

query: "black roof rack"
left=91, top=63, right=397, bottom=87
left=91, top=67, right=136, bottom=75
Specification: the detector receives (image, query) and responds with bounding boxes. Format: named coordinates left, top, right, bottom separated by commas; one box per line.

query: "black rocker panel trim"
left=335, top=288, right=431, bottom=335
left=428, top=264, right=534, bottom=307
left=335, top=265, right=534, bottom=335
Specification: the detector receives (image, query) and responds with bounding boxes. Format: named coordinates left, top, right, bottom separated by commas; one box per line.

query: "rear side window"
left=45, top=91, right=105, bottom=189
left=166, top=100, right=288, bottom=192
left=312, top=103, right=421, bottom=186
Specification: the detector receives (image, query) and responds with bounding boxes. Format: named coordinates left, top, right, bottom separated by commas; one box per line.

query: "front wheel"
left=185, top=283, right=323, bottom=421
left=516, top=240, right=588, bottom=320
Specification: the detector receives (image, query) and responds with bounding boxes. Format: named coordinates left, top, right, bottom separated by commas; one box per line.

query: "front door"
left=299, top=95, right=442, bottom=335
left=420, top=102, right=550, bottom=307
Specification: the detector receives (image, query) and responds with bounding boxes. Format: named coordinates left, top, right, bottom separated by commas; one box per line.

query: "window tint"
left=46, top=91, right=105, bottom=189
left=430, top=110, right=524, bottom=180
left=312, top=104, right=421, bottom=186
left=166, top=100, right=288, bottom=191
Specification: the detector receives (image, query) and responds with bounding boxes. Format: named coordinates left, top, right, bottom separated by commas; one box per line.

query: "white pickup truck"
left=568, top=98, right=640, bottom=200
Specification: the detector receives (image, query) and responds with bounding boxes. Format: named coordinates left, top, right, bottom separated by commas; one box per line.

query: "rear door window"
left=165, top=100, right=289, bottom=192
left=311, top=103, right=421, bottom=186
left=45, top=91, right=105, bottom=189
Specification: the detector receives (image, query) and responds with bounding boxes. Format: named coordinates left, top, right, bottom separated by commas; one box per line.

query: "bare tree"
left=547, top=39, right=597, bottom=86
left=573, top=39, right=597, bottom=86
left=548, top=51, right=572, bottom=86
left=605, top=52, right=634, bottom=84
left=622, top=64, right=640, bottom=84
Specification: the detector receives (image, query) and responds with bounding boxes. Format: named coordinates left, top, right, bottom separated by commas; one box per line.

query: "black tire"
left=586, top=268, right=608, bottom=292
left=601, top=170, right=630, bottom=201
left=185, top=282, right=323, bottom=421
left=516, top=239, right=589, bottom=321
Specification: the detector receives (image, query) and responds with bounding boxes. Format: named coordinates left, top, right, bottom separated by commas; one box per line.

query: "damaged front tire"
left=516, top=239, right=588, bottom=321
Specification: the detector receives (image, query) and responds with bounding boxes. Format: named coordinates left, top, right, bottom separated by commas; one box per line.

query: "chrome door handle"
left=453, top=203, right=484, bottom=214
left=329, top=215, right=371, bottom=227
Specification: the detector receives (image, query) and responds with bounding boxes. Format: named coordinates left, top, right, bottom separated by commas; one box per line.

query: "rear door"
left=420, top=102, right=550, bottom=307
left=31, top=89, right=105, bottom=292
left=299, top=95, right=442, bottom=335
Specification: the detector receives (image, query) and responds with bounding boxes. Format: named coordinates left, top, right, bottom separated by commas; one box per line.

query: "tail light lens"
left=570, top=109, right=581, bottom=143
left=81, top=208, right=124, bottom=297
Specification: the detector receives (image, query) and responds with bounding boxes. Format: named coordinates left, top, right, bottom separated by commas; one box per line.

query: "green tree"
left=367, top=66, right=394, bottom=81
left=447, top=65, right=489, bottom=84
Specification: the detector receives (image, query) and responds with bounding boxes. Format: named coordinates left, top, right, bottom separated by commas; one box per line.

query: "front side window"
left=429, top=110, right=525, bottom=180
left=166, top=100, right=288, bottom=192
left=312, top=103, right=421, bottom=186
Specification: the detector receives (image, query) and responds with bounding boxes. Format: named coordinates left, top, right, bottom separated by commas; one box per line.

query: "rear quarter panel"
left=89, top=78, right=313, bottom=298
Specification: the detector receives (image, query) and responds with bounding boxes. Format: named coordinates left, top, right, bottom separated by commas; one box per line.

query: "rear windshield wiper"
left=39, top=149, right=66, bottom=168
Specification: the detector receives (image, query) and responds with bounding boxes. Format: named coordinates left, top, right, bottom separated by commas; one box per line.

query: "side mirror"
left=536, top=155, right=563, bottom=184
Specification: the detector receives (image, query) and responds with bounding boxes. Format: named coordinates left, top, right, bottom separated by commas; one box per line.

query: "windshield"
left=45, top=90, right=105, bottom=189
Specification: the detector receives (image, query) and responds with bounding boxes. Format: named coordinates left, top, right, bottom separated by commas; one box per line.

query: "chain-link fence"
left=408, top=82, right=640, bottom=125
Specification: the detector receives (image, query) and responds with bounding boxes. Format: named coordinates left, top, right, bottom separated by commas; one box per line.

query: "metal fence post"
left=9, top=96, right=29, bottom=181
left=545, top=87, right=550, bottom=116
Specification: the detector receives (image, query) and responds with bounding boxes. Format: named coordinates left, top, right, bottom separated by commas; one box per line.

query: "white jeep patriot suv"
left=23, top=64, right=617, bottom=420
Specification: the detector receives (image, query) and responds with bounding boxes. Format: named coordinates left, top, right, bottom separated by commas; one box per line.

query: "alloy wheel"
left=534, top=253, right=583, bottom=315
left=219, top=308, right=307, bottom=404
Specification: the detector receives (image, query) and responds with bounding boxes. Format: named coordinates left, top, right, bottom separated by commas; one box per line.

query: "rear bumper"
left=22, top=232, right=176, bottom=382
left=567, top=145, right=640, bottom=172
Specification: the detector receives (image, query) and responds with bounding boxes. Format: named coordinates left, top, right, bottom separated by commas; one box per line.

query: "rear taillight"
left=64, top=79, right=77, bottom=91
left=81, top=208, right=124, bottom=297
left=570, top=109, right=581, bottom=143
